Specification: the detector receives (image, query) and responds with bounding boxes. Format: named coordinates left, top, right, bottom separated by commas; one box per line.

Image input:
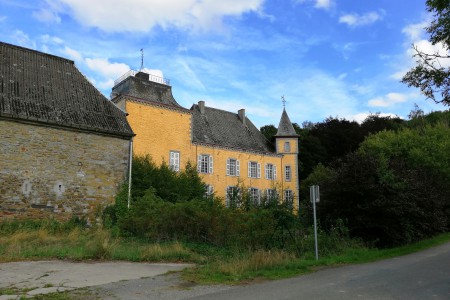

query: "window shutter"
left=209, top=155, right=213, bottom=174
left=265, top=164, right=268, bottom=179
left=274, top=165, right=277, bottom=179
left=197, top=155, right=201, bottom=172
left=226, top=159, right=230, bottom=176
left=248, top=162, right=251, bottom=177
left=236, top=160, right=240, bottom=176
left=257, top=163, right=261, bottom=178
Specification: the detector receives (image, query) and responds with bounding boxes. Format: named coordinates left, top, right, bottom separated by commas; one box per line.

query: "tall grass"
left=0, top=220, right=199, bottom=263
left=1, top=219, right=449, bottom=285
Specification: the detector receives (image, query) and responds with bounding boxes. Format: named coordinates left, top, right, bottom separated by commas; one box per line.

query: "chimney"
left=238, top=109, right=246, bottom=126
left=198, top=101, right=205, bottom=114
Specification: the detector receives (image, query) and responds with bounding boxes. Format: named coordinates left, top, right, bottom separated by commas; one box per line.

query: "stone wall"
left=0, top=119, right=131, bottom=222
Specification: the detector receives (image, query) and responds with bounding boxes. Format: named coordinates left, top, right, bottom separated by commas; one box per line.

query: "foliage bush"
left=301, top=124, right=450, bottom=247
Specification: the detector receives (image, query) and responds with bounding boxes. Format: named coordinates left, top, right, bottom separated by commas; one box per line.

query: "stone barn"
left=0, top=42, right=134, bottom=221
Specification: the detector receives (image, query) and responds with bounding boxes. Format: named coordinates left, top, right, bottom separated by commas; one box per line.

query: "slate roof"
left=191, top=104, right=275, bottom=153
left=0, top=42, right=134, bottom=138
left=111, top=72, right=183, bottom=108
left=276, top=109, right=298, bottom=137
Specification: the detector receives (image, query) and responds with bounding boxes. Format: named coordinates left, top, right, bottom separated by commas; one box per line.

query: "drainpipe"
left=127, top=138, right=133, bottom=209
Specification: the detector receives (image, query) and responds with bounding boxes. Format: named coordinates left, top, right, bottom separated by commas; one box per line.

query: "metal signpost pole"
left=310, top=185, right=320, bottom=260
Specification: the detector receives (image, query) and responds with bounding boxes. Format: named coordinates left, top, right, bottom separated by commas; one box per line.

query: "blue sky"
left=0, top=0, right=447, bottom=128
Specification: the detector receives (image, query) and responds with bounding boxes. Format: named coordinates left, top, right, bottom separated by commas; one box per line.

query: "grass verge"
left=1, top=220, right=449, bottom=286
left=182, top=232, right=450, bottom=284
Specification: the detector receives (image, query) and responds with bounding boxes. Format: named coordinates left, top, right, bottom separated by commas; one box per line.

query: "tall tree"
left=402, top=0, right=450, bottom=105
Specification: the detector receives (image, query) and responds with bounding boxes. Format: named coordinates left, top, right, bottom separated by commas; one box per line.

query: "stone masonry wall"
left=0, top=120, right=130, bottom=222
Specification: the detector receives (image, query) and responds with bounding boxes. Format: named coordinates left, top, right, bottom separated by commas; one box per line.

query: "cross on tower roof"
left=281, top=95, right=286, bottom=109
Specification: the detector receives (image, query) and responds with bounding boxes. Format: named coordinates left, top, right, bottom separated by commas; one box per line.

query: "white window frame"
left=285, top=165, right=292, bottom=182
left=284, top=189, right=293, bottom=203
left=204, top=185, right=214, bottom=198
left=226, top=158, right=240, bottom=177
left=265, top=163, right=276, bottom=180
left=169, top=150, right=180, bottom=172
left=284, top=141, right=291, bottom=152
left=197, top=154, right=213, bottom=174
left=249, top=187, right=261, bottom=205
left=266, top=188, right=277, bottom=201
left=248, top=161, right=261, bottom=178
left=226, top=186, right=240, bottom=207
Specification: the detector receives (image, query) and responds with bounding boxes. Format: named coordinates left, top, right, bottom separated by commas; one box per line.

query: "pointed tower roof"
left=276, top=109, right=298, bottom=137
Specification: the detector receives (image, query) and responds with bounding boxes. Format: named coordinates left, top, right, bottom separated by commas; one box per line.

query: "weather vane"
left=281, top=95, right=286, bottom=109
left=140, top=48, right=144, bottom=71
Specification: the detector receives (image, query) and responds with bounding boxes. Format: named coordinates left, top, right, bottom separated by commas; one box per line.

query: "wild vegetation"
left=295, top=110, right=450, bottom=247
left=4, top=0, right=450, bottom=279
left=2, top=109, right=450, bottom=286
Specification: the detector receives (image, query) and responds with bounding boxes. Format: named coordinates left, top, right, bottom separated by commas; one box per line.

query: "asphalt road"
left=188, top=241, right=450, bottom=300
left=91, top=241, right=450, bottom=300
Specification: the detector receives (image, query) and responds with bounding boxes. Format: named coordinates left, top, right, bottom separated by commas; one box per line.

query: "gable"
left=0, top=42, right=133, bottom=138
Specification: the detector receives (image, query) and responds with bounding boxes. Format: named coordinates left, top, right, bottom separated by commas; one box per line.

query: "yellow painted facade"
left=126, top=101, right=193, bottom=166
left=120, top=94, right=299, bottom=210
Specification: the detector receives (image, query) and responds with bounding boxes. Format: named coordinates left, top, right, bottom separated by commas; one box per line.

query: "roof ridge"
left=1, top=41, right=134, bottom=138
left=199, top=104, right=237, bottom=114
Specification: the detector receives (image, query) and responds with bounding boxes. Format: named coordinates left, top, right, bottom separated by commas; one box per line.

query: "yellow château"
left=112, top=71, right=299, bottom=210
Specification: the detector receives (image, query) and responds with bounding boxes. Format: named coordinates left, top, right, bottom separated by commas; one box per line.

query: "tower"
left=275, top=108, right=299, bottom=210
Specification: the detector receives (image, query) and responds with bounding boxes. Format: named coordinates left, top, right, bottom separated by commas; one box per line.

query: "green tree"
left=304, top=123, right=450, bottom=247
left=129, top=155, right=206, bottom=203
left=402, top=0, right=450, bottom=105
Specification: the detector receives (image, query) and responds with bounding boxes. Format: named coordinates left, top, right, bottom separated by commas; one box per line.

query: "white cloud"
left=390, top=69, right=408, bottom=81
left=11, top=30, right=36, bottom=49
left=62, top=46, right=83, bottom=62
left=393, top=19, right=450, bottom=79
left=333, top=42, right=359, bottom=59
left=314, top=0, right=332, bottom=9
left=351, top=112, right=401, bottom=123
left=295, top=0, right=333, bottom=10
left=32, top=8, right=61, bottom=23
left=402, top=21, right=428, bottom=41
left=141, top=68, right=164, bottom=79
left=339, top=11, right=383, bottom=27
left=351, top=84, right=373, bottom=95
left=172, top=58, right=207, bottom=91
left=40, top=34, right=64, bottom=44
left=412, top=39, right=450, bottom=68
left=45, top=0, right=265, bottom=32
left=337, top=73, right=347, bottom=80
left=97, top=79, right=115, bottom=91
left=85, top=58, right=130, bottom=79
left=368, top=92, right=417, bottom=107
